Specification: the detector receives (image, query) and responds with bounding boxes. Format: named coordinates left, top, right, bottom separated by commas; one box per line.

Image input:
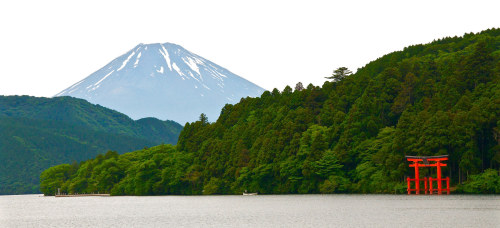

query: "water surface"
left=0, top=194, right=498, bottom=227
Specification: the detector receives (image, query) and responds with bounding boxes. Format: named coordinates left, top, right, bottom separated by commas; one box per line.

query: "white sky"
left=0, top=0, right=498, bottom=97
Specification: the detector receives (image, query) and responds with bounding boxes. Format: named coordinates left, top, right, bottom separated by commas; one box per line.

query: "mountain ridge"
left=0, top=95, right=182, bottom=143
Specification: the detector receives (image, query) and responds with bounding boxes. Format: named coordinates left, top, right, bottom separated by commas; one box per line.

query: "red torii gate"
left=406, top=155, right=450, bottom=195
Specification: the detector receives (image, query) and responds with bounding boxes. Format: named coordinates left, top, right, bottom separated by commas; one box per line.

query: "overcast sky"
left=0, top=0, right=498, bottom=97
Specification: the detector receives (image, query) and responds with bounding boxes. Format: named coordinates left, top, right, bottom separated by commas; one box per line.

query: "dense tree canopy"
left=41, top=28, right=500, bottom=195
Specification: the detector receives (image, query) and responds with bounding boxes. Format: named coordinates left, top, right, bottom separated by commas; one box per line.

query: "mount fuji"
left=55, top=43, right=265, bottom=124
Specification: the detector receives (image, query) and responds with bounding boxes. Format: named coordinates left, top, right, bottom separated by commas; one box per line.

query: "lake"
left=0, top=194, right=498, bottom=227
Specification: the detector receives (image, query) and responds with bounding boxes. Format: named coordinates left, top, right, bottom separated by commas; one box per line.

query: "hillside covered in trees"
left=41, top=29, right=500, bottom=195
left=0, top=96, right=183, bottom=194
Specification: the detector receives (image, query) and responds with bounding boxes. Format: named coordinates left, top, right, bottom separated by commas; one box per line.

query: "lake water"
left=0, top=194, right=498, bottom=227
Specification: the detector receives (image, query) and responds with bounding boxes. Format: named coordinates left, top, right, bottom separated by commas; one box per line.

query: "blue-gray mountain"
left=55, top=43, right=265, bottom=124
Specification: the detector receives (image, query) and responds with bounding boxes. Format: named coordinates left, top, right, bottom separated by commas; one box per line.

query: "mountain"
left=0, top=96, right=182, bottom=143
left=0, top=95, right=183, bottom=194
left=40, top=28, right=500, bottom=195
left=55, top=43, right=265, bottom=124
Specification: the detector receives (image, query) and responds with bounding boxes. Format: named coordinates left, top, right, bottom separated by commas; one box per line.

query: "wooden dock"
left=55, top=194, right=110, bottom=197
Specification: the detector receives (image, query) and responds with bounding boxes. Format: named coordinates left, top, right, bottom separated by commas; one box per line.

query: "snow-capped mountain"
left=55, top=43, right=265, bottom=124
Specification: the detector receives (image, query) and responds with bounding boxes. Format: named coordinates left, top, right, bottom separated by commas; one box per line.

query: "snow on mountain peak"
left=55, top=42, right=265, bottom=124
left=117, top=51, right=136, bottom=71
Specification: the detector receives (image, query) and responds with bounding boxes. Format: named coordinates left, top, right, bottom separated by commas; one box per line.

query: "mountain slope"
left=0, top=96, right=183, bottom=143
left=0, top=96, right=183, bottom=194
left=41, top=29, right=500, bottom=195
left=55, top=43, right=265, bottom=124
left=0, top=117, right=156, bottom=194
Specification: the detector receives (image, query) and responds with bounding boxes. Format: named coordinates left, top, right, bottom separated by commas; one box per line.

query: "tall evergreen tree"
left=326, top=67, right=352, bottom=81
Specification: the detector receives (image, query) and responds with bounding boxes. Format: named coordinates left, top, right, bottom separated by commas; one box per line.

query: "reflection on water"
left=0, top=194, right=498, bottom=227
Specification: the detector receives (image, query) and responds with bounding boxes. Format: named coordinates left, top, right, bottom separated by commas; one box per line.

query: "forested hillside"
left=0, top=96, right=182, bottom=143
left=41, top=29, right=500, bottom=195
left=0, top=96, right=183, bottom=194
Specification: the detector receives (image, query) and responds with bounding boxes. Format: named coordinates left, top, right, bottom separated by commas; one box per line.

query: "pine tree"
left=199, top=113, right=208, bottom=125
left=295, top=82, right=304, bottom=91
left=326, top=67, right=352, bottom=81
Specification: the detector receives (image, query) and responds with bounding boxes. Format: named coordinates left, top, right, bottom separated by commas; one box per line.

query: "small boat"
left=242, top=192, right=258, bottom=195
left=243, top=190, right=258, bottom=195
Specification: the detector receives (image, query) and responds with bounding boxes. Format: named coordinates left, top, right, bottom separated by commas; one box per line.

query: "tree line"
left=40, top=28, right=500, bottom=195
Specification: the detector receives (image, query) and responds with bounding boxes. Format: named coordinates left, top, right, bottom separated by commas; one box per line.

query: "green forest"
left=0, top=96, right=183, bottom=194
left=40, top=29, right=500, bottom=195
